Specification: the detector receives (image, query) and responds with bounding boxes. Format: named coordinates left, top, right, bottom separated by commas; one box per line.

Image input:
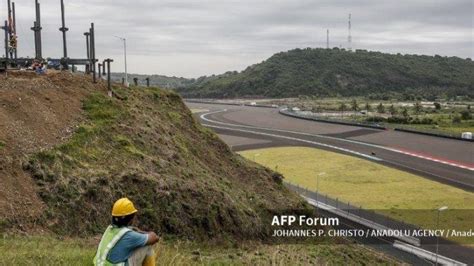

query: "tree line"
left=177, top=48, right=474, bottom=100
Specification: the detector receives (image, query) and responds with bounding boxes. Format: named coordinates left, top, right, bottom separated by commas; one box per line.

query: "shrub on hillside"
left=460, top=110, right=472, bottom=120
left=387, top=116, right=410, bottom=124
left=366, top=116, right=386, bottom=123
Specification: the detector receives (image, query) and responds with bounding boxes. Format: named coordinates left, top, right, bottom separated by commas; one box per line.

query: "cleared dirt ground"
left=0, top=71, right=107, bottom=222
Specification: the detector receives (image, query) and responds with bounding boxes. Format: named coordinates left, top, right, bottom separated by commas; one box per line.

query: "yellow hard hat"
left=112, top=198, right=138, bottom=217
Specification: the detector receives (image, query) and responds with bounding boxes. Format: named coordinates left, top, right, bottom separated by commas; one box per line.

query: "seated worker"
left=36, top=63, right=46, bottom=75
left=94, top=198, right=159, bottom=266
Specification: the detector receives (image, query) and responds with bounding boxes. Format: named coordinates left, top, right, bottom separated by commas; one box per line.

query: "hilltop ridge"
left=177, top=48, right=474, bottom=99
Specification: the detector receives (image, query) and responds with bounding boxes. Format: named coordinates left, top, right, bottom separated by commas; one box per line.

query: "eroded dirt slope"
left=1, top=72, right=305, bottom=240
left=0, top=71, right=107, bottom=223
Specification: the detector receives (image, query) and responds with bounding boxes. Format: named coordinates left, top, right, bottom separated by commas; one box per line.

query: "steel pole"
left=436, top=210, right=440, bottom=265
left=105, top=59, right=113, bottom=93
left=123, top=38, right=128, bottom=87
left=90, top=23, right=96, bottom=83
left=32, top=22, right=38, bottom=58
left=84, top=32, right=90, bottom=73
left=36, top=1, right=42, bottom=59
left=4, top=21, right=8, bottom=64
left=12, top=2, right=17, bottom=62
left=7, top=0, right=13, bottom=60
left=59, top=0, right=68, bottom=61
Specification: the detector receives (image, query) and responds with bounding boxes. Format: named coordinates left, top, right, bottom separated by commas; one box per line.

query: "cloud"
left=4, top=0, right=472, bottom=77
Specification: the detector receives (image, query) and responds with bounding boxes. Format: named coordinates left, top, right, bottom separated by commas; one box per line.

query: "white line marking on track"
left=203, top=123, right=382, bottom=161
left=201, top=110, right=474, bottom=171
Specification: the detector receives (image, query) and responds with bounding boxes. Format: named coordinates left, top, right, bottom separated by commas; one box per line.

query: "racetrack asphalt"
left=187, top=101, right=474, bottom=264
left=187, top=102, right=474, bottom=192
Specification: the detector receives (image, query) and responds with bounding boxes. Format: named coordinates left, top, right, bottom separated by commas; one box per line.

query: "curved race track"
left=187, top=102, right=474, bottom=192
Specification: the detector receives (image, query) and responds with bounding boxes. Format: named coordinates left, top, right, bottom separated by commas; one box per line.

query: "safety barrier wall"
left=279, top=109, right=387, bottom=130
left=280, top=109, right=473, bottom=142
left=184, top=99, right=276, bottom=108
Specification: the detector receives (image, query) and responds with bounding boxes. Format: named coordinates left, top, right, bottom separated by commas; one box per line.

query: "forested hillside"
left=177, top=48, right=474, bottom=99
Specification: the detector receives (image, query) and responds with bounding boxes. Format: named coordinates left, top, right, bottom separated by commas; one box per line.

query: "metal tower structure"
left=348, top=13, right=352, bottom=51
left=0, top=0, right=110, bottom=89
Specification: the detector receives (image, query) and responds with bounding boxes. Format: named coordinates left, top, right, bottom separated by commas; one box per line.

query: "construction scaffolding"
left=1, top=0, right=104, bottom=85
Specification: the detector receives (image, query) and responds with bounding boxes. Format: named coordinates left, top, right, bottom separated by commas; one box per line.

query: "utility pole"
left=348, top=13, right=352, bottom=51
left=113, top=36, right=129, bottom=87
left=59, top=0, right=69, bottom=69
left=326, top=29, right=329, bottom=49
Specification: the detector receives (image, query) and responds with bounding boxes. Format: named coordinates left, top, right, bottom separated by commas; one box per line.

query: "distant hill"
left=176, top=48, right=474, bottom=99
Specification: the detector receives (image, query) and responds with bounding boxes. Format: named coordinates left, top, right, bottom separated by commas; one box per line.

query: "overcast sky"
left=4, top=0, right=473, bottom=77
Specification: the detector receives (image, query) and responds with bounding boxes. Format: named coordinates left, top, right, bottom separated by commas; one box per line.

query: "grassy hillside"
left=0, top=73, right=399, bottom=264
left=22, top=85, right=307, bottom=239
left=177, top=48, right=474, bottom=99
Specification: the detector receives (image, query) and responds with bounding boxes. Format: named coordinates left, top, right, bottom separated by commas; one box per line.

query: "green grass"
left=0, top=140, right=4, bottom=150
left=0, top=235, right=95, bottom=265
left=0, top=235, right=398, bottom=265
left=240, top=147, right=474, bottom=245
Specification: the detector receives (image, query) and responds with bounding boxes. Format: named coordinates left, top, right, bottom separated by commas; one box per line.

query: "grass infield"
left=240, top=147, right=474, bottom=245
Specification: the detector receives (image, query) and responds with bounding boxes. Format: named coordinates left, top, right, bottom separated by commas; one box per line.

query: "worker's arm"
left=129, top=226, right=159, bottom=245
left=146, top=231, right=159, bottom=245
